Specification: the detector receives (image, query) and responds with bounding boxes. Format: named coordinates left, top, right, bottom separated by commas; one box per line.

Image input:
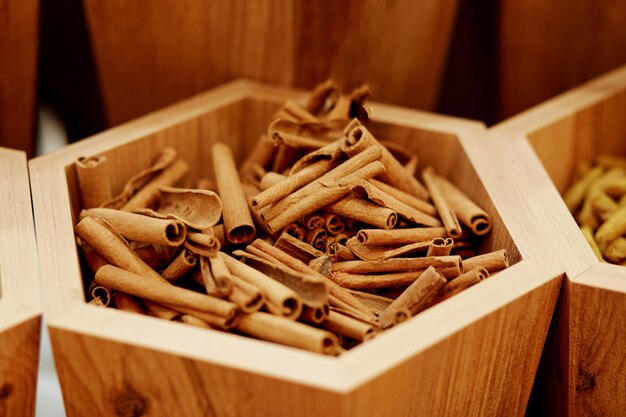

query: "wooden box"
left=491, top=65, right=626, bottom=416
left=29, top=80, right=562, bottom=417
left=81, top=0, right=458, bottom=126
left=0, top=148, right=41, bottom=417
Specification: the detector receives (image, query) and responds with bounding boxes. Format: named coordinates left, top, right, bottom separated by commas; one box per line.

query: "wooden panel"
left=571, top=266, right=626, bottom=417
left=82, top=0, right=458, bottom=126
left=0, top=148, right=42, bottom=417
left=0, top=317, right=41, bottom=417
left=0, top=0, right=39, bottom=155
left=499, top=0, right=626, bottom=119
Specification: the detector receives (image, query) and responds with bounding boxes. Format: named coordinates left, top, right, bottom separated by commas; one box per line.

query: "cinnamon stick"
left=121, top=159, right=189, bottom=211
left=76, top=155, right=113, bottom=209
left=236, top=312, right=339, bottom=355
left=357, top=227, right=447, bottom=246
left=161, top=248, right=197, bottom=282
left=436, top=176, right=492, bottom=235
left=324, top=195, right=397, bottom=230
left=81, top=208, right=187, bottom=246
left=322, top=310, right=375, bottom=342
left=212, top=142, right=256, bottom=243
left=422, top=166, right=462, bottom=238
left=462, top=250, right=509, bottom=273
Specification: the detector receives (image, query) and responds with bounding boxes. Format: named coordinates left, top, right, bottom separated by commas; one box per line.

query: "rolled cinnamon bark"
left=280, top=100, right=319, bottom=123
left=306, top=79, right=338, bottom=114
left=303, top=214, right=326, bottom=230
left=228, top=274, right=265, bottom=313
left=342, top=122, right=429, bottom=199
left=164, top=304, right=237, bottom=330
left=275, top=233, right=323, bottom=263
left=234, top=249, right=328, bottom=308
left=436, top=176, right=492, bottom=236
left=75, top=217, right=168, bottom=284
left=369, top=179, right=436, bottom=214
left=259, top=172, right=287, bottom=191
left=95, top=265, right=237, bottom=319
left=133, top=244, right=176, bottom=270
left=144, top=301, right=182, bottom=321
left=239, top=135, right=276, bottom=178
left=88, top=282, right=111, bottom=306
left=192, top=256, right=231, bottom=298
left=331, top=269, right=455, bottom=289
left=323, top=213, right=345, bottom=235
left=328, top=243, right=356, bottom=261
left=221, top=253, right=302, bottom=320
left=160, top=248, right=197, bottom=282
left=422, top=166, right=462, bottom=238
left=346, top=237, right=431, bottom=261
left=437, top=266, right=489, bottom=303
left=102, top=147, right=178, bottom=209
left=350, top=179, right=441, bottom=227
left=268, top=119, right=334, bottom=149
left=184, top=231, right=220, bottom=257
left=378, top=267, right=446, bottom=327
left=121, top=159, right=189, bottom=211
left=426, top=238, right=454, bottom=257
left=347, top=290, right=393, bottom=315
left=197, top=178, right=217, bottom=192
left=272, top=145, right=299, bottom=174
left=462, top=249, right=509, bottom=273
left=301, top=304, right=330, bottom=324
left=76, top=155, right=113, bottom=209
left=289, top=139, right=344, bottom=174
left=212, top=142, right=256, bottom=243
left=111, top=292, right=145, bottom=314
left=283, top=223, right=306, bottom=241
left=322, top=310, right=375, bottom=342
left=304, top=228, right=328, bottom=251
left=263, top=145, right=383, bottom=221
left=250, top=239, right=375, bottom=320
left=357, top=227, right=447, bottom=246
left=138, top=187, right=222, bottom=230
left=332, top=256, right=462, bottom=274
left=236, top=312, right=339, bottom=355
left=81, top=208, right=187, bottom=246
left=176, top=314, right=213, bottom=329
left=266, top=161, right=385, bottom=232
left=324, top=195, right=397, bottom=230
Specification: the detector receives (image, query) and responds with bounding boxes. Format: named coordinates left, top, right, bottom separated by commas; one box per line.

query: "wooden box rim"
left=0, top=147, right=41, bottom=333
left=491, top=64, right=626, bottom=294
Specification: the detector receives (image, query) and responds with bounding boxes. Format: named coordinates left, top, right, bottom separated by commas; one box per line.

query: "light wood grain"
left=30, top=80, right=561, bottom=416
left=0, top=149, right=42, bottom=417
left=498, top=0, right=626, bottom=119
left=0, top=0, right=39, bottom=155
left=492, top=65, right=626, bottom=417
left=81, top=0, right=458, bottom=126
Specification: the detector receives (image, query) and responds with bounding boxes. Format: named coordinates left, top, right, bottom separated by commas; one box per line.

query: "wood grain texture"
left=492, top=65, right=626, bottom=416
left=81, top=0, right=458, bottom=126
left=498, top=0, right=626, bottom=119
left=0, top=149, right=42, bottom=417
left=0, top=0, right=39, bottom=155
left=30, top=80, right=561, bottom=417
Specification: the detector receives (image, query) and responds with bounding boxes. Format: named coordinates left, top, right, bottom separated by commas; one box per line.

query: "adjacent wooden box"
left=0, top=148, right=41, bottom=417
left=29, top=80, right=562, bottom=417
left=81, top=0, right=459, bottom=126
left=0, top=0, right=39, bottom=155
left=492, top=65, right=626, bottom=417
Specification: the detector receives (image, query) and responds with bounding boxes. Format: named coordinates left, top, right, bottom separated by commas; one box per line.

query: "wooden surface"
left=492, top=65, right=626, bottom=416
left=81, top=0, right=458, bottom=126
left=0, top=149, right=42, bottom=417
left=498, top=0, right=626, bottom=120
left=30, top=80, right=561, bottom=416
left=0, top=0, right=39, bottom=155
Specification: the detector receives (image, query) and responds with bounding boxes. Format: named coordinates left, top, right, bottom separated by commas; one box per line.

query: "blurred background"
left=1, top=0, right=626, bottom=415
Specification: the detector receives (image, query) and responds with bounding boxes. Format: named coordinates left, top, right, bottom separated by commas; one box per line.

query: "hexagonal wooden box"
left=0, top=148, right=41, bottom=417
left=492, top=65, right=626, bottom=417
left=29, top=80, right=562, bottom=417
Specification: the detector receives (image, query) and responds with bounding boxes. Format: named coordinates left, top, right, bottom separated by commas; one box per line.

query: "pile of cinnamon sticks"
left=74, top=81, right=509, bottom=356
